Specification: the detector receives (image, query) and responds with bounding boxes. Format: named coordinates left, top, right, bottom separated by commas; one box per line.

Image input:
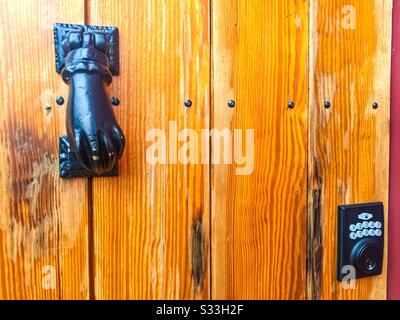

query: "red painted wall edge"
left=389, top=0, right=400, bottom=301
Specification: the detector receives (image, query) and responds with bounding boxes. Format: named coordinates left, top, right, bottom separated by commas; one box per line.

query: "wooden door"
left=0, top=0, right=89, bottom=299
left=0, top=0, right=392, bottom=300
left=308, top=0, right=392, bottom=300
left=87, top=0, right=211, bottom=300
left=211, top=0, right=309, bottom=300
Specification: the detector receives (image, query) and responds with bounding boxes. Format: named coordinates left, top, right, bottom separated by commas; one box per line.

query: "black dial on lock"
left=351, top=240, right=380, bottom=275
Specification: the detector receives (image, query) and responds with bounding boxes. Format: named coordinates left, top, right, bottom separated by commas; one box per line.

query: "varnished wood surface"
left=88, top=0, right=211, bottom=299
left=211, top=0, right=309, bottom=300
left=0, top=0, right=392, bottom=300
left=0, top=0, right=89, bottom=299
left=308, top=0, right=392, bottom=300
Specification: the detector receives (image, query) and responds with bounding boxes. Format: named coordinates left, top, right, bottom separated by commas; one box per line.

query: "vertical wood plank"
left=0, top=0, right=88, bottom=299
left=308, top=0, right=392, bottom=300
left=88, top=0, right=210, bottom=299
left=211, top=0, right=309, bottom=299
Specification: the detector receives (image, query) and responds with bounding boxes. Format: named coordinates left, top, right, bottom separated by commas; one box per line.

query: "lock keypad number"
left=349, top=221, right=382, bottom=240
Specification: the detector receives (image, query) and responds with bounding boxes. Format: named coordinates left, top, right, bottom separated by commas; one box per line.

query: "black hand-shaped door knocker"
left=54, top=23, right=125, bottom=178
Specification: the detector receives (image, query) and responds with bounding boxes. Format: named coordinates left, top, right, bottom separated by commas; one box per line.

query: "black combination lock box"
left=337, top=202, right=384, bottom=281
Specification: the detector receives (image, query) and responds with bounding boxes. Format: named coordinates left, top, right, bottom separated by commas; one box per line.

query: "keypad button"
left=362, top=229, right=369, bottom=237
left=356, top=223, right=363, bottom=230
left=368, top=221, right=375, bottom=228
left=369, top=229, right=375, bottom=237
left=349, top=224, right=357, bottom=232
left=350, top=232, right=357, bottom=240
left=375, top=222, right=382, bottom=229
left=362, top=221, right=369, bottom=229
left=375, top=229, right=382, bottom=237
left=356, top=231, right=363, bottom=238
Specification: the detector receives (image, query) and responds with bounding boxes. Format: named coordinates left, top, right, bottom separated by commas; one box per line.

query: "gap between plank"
left=209, top=0, right=213, bottom=301
left=84, top=0, right=96, bottom=301
left=87, top=178, right=96, bottom=300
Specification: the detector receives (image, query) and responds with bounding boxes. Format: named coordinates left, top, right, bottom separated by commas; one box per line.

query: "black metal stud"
left=56, top=96, right=65, bottom=106
left=184, top=99, right=192, bottom=108
left=372, top=102, right=379, bottom=110
left=324, top=101, right=331, bottom=109
left=288, top=101, right=295, bottom=109
left=111, top=97, right=120, bottom=106
left=228, top=100, right=236, bottom=108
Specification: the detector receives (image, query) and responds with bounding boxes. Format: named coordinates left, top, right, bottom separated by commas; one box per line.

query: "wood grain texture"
left=211, top=0, right=309, bottom=300
left=0, top=0, right=89, bottom=299
left=0, top=0, right=392, bottom=301
left=88, top=0, right=211, bottom=299
left=308, top=0, right=392, bottom=300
